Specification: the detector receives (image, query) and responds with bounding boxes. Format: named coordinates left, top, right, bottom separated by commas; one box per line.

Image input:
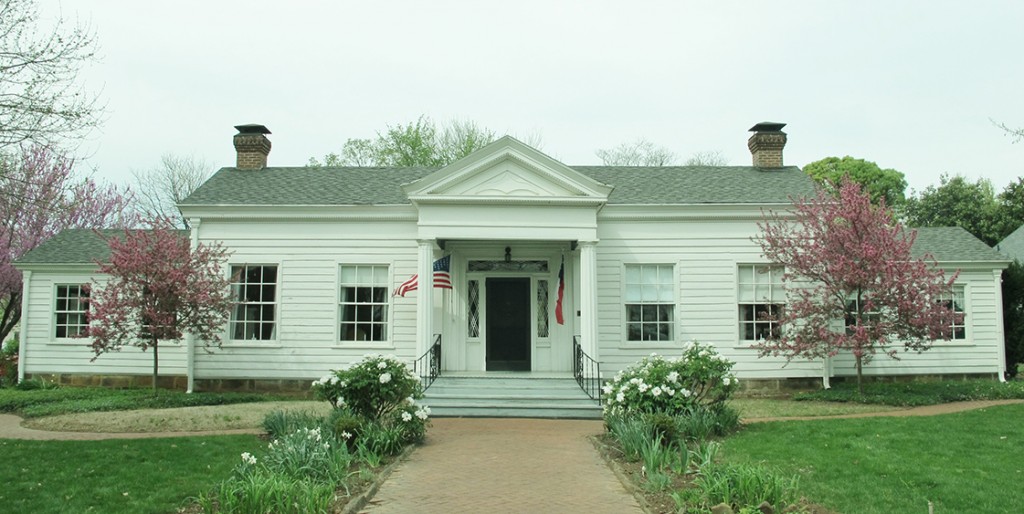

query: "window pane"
left=641, top=266, right=657, bottom=285
left=659, top=265, right=672, bottom=285
left=624, top=284, right=641, bottom=302
left=537, top=280, right=549, bottom=338
left=627, top=305, right=641, bottom=322
left=625, top=265, right=640, bottom=284
left=340, top=266, right=357, bottom=284
left=468, top=280, right=480, bottom=338
left=658, top=285, right=673, bottom=302
left=642, top=285, right=658, bottom=302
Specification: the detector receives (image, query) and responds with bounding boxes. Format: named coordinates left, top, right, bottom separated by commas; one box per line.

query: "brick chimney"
left=747, top=122, right=787, bottom=168
left=233, top=124, right=272, bottom=170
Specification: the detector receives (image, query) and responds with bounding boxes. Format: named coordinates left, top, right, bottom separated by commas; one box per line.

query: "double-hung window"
left=339, top=265, right=389, bottom=342
left=845, top=294, right=881, bottom=334
left=940, top=286, right=966, bottom=340
left=625, top=264, right=674, bottom=342
left=229, top=265, right=278, bottom=341
left=54, top=285, right=89, bottom=338
left=738, top=265, right=784, bottom=341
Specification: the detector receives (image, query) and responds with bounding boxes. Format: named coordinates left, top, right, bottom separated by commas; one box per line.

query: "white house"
left=13, top=123, right=1011, bottom=396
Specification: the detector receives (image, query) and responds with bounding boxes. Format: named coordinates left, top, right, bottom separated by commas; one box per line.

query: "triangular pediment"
left=403, top=136, right=611, bottom=205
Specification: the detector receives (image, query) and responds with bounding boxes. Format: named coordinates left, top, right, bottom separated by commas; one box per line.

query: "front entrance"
left=486, top=277, right=531, bottom=371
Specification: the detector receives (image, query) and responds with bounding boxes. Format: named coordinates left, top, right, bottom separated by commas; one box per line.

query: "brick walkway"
left=360, top=417, right=643, bottom=514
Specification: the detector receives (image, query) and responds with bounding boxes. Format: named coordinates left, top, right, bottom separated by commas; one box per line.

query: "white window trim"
left=50, top=283, right=90, bottom=344
left=620, top=262, right=679, bottom=346
left=336, top=263, right=394, bottom=348
left=737, top=263, right=785, bottom=343
left=225, top=263, right=281, bottom=344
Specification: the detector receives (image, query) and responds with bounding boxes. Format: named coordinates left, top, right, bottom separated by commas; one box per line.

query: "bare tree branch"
left=0, top=0, right=104, bottom=149
left=131, top=153, right=214, bottom=228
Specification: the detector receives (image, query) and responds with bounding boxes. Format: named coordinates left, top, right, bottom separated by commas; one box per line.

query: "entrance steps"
left=422, top=375, right=603, bottom=419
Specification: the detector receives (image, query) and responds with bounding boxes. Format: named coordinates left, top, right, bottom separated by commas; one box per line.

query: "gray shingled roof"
left=15, top=229, right=189, bottom=265
left=910, top=226, right=1009, bottom=263
left=181, top=165, right=818, bottom=206
left=996, top=224, right=1024, bottom=262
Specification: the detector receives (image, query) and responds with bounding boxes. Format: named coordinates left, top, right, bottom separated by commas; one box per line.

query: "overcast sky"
left=41, top=0, right=1024, bottom=193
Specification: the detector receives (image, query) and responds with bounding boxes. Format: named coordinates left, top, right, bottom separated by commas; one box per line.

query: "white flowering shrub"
left=603, top=342, right=739, bottom=418
left=311, top=353, right=423, bottom=420
left=311, top=353, right=431, bottom=451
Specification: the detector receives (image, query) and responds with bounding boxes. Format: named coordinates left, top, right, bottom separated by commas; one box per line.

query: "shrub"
left=603, top=342, right=739, bottom=418
left=310, top=354, right=431, bottom=451
left=311, top=353, right=422, bottom=420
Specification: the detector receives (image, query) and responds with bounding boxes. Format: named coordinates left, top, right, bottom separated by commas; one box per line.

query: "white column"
left=186, top=219, right=201, bottom=393
left=994, top=269, right=1008, bottom=382
left=17, top=270, right=30, bottom=383
left=579, top=240, right=599, bottom=359
left=416, top=239, right=435, bottom=358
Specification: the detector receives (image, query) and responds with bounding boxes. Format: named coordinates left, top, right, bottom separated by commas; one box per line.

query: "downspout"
left=994, top=268, right=1008, bottom=382
left=822, top=355, right=832, bottom=389
left=186, top=220, right=200, bottom=393
left=17, top=270, right=31, bottom=383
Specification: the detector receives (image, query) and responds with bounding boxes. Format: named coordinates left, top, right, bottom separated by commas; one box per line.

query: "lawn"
left=722, top=404, right=1024, bottom=513
left=0, top=434, right=260, bottom=514
left=0, top=386, right=299, bottom=418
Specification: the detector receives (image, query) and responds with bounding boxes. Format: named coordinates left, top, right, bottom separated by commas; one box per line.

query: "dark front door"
left=486, top=277, right=531, bottom=371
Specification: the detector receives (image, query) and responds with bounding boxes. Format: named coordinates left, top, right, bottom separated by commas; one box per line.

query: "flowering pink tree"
left=755, top=179, right=961, bottom=392
left=0, top=146, right=133, bottom=342
left=88, top=219, right=233, bottom=391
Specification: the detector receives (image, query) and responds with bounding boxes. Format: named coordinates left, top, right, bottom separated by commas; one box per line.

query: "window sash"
left=54, top=285, right=89, bottom=338
left=625, top=264, right=674, bottom=341
left=339, top=265, right=389, bottom=342
left=230, top=265, right=278, bottom=340
left=940, top=286, right=966, bottom=340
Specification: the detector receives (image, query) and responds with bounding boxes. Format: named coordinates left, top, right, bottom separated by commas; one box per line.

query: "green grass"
left=0, top=387, right=299, bottom=418
left=0, top=434, right=260, bottom=513
left=793, top=379, right=1024, bottom=406
left=722, top=404, right=1024, bottom=513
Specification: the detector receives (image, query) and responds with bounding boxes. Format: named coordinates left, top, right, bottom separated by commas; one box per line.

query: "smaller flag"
left=555, top=255, right=565, bottom=325
left=394, top=256, right=452, bottom=297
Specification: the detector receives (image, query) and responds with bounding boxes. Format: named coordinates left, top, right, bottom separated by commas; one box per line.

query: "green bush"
left=603, top=342, right=739, bottom=419
left=311, top=353, right=423, bottom=420
left=310, top=354, right=431, bottom=451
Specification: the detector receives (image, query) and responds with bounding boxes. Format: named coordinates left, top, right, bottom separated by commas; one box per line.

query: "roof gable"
left=996, top=224, right=1024, bottom=262
left=403, top=136, right=612, bottom=204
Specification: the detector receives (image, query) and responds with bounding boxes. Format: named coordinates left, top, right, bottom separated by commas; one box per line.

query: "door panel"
left=486, top=277, right=531, bottom=371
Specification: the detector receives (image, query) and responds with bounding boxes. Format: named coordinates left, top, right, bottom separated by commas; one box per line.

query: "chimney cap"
left=748, top=122, right=786, bottom=132
left=234, top=124, right=271, bottom=135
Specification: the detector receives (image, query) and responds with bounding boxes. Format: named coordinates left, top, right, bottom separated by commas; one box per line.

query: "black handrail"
left=414, top=334, right=442, bottom=392
left=572, top=335, right=601, bottom=401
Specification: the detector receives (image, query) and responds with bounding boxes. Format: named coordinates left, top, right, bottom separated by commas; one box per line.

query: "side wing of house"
left=15, top=230, right=187, bottom=383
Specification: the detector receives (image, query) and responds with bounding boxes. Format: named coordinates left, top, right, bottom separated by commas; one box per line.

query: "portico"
left=403, top=136, right=610, bottom=371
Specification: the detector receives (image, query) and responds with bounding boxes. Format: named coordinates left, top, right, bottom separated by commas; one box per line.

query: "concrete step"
left=422, top=376, right=602, bottom=419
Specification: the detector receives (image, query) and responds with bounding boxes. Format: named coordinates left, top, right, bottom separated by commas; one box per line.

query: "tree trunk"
left=855, top=355, right=864, bottom=395
left=152, top=339, right=159, bottom=394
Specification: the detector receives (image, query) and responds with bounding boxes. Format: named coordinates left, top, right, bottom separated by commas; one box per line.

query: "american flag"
left=394, top=255, right=452, bottom=296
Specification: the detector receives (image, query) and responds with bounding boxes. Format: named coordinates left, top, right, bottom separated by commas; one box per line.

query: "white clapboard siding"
left=192, top=220, right=422, bottom=381
left=593, top=219, right=1004, bottom=379
left=22, top=272, right=187, bottom=376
